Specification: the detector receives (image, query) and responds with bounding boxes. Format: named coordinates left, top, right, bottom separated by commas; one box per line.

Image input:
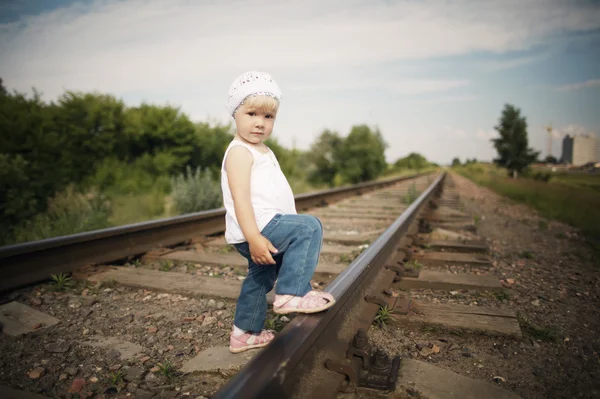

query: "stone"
left=28, top=367, right=45, bottom=379
left=83, top=335, right=143, bottom=360
left=420, top=347, right=434, bottom=357
left=59, top=373, right=68, bottom=381
left=38, top=376, right=54, bottom=393
left=65, top=366, right=78, bottom=376
left=0, top=301, right=59, bottom=336
left=108, top=349, right=121, bottom=359
left=208, top=299, right=216, bottom=308
left=181, top=346, right=258, bottom=374
left=144, top=372, right=161, bottom=385
left=68, top=378, right=86, bottom=393
left=124, top=366, right=144, bottom=382
left=89, top=377, right=98, bottom=383
left=136, top=389, right=156, bottom=399
left=110, top=364, right=122, bottom=371
left=202, top=316, right=217, bottom=327
left=45, top=340, right=70, bottom=353
left=216, top=302, right=226, bottom=310
left=148, top=326, right=158, bottom=334
left=29, top=297, right=42, bottom=306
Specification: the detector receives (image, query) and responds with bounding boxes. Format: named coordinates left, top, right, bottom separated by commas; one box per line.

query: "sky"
left=1, top=0, right=599, bottom=165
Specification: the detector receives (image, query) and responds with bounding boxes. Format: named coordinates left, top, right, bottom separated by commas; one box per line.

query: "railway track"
left=0, top=172, right=523, bottom=399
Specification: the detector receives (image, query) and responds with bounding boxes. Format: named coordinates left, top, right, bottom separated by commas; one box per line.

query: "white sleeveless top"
left=221, top=139, right=297, bottom=244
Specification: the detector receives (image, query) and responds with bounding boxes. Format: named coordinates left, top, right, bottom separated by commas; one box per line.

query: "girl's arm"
left=225, top=146, right=278, bottom=265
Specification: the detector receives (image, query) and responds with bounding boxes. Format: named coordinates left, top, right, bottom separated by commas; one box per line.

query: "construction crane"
left=545, top=123, right=553, bottom=159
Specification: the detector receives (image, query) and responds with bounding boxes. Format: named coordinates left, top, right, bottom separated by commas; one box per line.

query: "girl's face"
left=233, top=101, right=276, bottom=146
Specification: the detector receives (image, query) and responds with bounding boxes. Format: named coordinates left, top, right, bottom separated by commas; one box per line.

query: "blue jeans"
left=232, top=214, right=323, bottom=332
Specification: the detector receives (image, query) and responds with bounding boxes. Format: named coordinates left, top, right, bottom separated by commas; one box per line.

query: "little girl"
left=221, top=71, right=336, bottom=353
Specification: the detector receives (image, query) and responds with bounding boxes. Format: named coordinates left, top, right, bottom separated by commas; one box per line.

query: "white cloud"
left=1, top=0, right=599, bottom=99
left=288, top=79, right=469, bottom=94
left=406, top=94, right=479, bottom=105
left=0, top=0, right=598, bottom=164
left=476, top=128, right=496, bottom=140
left=479, top=54, right=545, bottom=72
left=555, top=79, right=600, bottom=91
left=561, top=124, right=594, bottom=136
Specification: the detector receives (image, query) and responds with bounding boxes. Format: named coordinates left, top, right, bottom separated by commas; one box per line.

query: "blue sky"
left=1, top=0, right=599, bottom=165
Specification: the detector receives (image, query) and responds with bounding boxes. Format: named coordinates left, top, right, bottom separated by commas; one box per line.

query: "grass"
left=517, top=313, right=558, bottom=342
left=50, top=273, right=73, bottom=291
left=157, top=360, right=175, bottom=383
left=100, top=278, right=117, bottom=289
left=455, top=164, right=600, bottom=240
left=108, top=370, right=125, bottom=386
left=406, top=260, right=423, bottom=270
left=403, top=182, right=420, bottom=204
left=108, top=189, right=169, bottom=226
left=373, top=306, right=392, bottom=329
left=264, top=315, right=287, bottom=332
left=339, top=252, right=359, bottom=263
left=159, top=260, right=174, bottom=272
left=520, top=250, right=535, bottom=259
left=493, top=289, right=511, bottom=302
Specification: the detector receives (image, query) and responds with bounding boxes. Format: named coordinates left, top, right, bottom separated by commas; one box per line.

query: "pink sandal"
left=273, top=290, right=336, bottom=315
left=229, top=329, right=276, bottom=353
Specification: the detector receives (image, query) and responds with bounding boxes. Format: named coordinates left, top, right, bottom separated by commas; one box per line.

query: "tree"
left=337, top=125, right=387, bottom=184
left=543, top=155, right=558, bottom=164
left=491, top=104, right=539, bottom=178
left=306, top=130, right=343, bottom=186
left=393, top=153, right=430, bottom=170
left=451, top=157, right=461, bottom=167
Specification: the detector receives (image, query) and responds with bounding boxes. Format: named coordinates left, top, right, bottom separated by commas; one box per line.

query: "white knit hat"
left=227, top=71, right=282, bottom=117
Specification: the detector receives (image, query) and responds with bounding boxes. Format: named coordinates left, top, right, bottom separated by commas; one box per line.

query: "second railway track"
left=0, top=172, right=523, bottom=399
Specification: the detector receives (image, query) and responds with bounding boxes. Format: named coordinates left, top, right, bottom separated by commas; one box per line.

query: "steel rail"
left=0, top=172, right=431, bottom=292
left=213, top=172, right=446, bottom=399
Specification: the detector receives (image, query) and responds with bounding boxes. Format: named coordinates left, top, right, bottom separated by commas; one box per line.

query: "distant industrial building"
left=561, top=134, right=599, bottom=166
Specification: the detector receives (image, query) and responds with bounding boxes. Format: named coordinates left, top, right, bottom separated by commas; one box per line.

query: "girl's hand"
left=248, top=235, right=278, bottom=265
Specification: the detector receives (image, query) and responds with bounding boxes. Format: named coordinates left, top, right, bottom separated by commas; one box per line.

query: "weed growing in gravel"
left=108, top=370, right=125, bottom=386
left=493, top=289, right=511, bottom=302
left=339, top=252, right=359, bottom=263
left=157, top=360, right=175, bottom=383
left=520, top=250, right=535, bottom=259
left=407, top=260, right=423, bottom=270
left=517, top=313, right=558, bottom=342
left=50, top=273, right=73, bottom=291
left=420, top=324, right=440, bottom=334
left=100, top=278, right=117, bottom=289
left=403, top=183, right=420, bottom=204
left=265, top=315, right=287, bottom=332
left=538, top=220, right=549, bottom=230
left=373, top=306, right=392, bottom=329
left=159, top=260, right=173, bottom=272
left=219, top=245, right=234, bottom=254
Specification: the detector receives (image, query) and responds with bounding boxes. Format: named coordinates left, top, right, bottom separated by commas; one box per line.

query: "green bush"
left=171, top=166, right=222, bottom=214
left=12, top=186, right=112, bottom=243
left=532, top=172, right=552, bottom=182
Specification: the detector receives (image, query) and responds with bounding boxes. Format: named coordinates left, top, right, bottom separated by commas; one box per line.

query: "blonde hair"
left=237, top=95, right=279, bottom=116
